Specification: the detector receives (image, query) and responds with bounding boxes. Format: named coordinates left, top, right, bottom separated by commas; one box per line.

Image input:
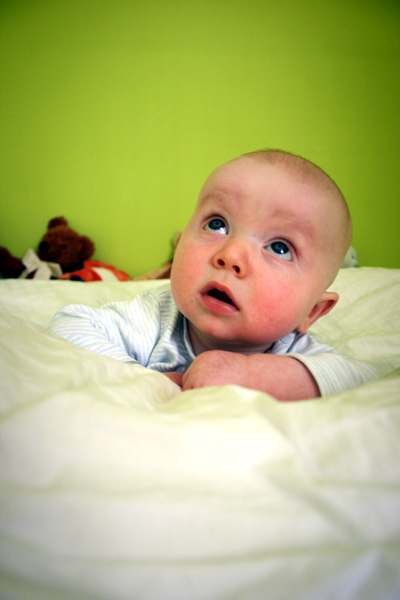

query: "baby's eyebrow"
left=275, top=217, right=320, bottom=249
left=198, top=190, right=240, bottom=210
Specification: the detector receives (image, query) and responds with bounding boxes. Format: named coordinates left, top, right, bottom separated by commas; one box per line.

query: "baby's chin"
left=188, top=322, right=273, bottom=356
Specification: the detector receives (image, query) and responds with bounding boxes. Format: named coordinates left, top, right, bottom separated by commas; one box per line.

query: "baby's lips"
left=200, top=281, right=239, bottom=310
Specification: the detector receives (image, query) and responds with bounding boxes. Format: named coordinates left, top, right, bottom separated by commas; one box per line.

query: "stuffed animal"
left=0, top=217, right=130, bottom=281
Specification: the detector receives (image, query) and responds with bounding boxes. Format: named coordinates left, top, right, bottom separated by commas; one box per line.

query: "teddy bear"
left=0, top=217, right=130, bottom=281
left=0, top=217, right=95, bottom=279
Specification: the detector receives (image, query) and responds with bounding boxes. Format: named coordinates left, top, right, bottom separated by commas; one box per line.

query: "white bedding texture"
left=0, top=267, right=400, bottom=600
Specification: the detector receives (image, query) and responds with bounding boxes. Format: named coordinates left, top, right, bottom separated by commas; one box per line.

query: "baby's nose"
left=213, top=240, right=249, bottom=276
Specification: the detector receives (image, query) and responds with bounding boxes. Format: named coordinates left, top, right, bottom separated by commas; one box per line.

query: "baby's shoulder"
left=133, top=283, right=178, bottom=320
left=144, top=282, right=174, bottom=306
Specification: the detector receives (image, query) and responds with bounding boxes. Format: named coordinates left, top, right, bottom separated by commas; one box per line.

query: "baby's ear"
left=297, top=292, right=339, bottom=334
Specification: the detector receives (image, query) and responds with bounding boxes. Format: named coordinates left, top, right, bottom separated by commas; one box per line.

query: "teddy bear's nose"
left=39, top=241, right=50, bottom=253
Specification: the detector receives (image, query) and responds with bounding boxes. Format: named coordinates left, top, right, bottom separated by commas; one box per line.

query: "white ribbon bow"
left=19, top=249, right=63, bottom=279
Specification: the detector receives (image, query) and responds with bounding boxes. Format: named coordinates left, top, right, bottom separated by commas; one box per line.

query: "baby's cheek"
left=174, top=242, right=203, bottom=275
left=171, top=246, right=204, bottom=309
left=250, top=290, right=301, bottom=337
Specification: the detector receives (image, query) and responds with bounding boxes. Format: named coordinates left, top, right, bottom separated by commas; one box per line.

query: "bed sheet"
left=0, top=267, right=400, bottom=600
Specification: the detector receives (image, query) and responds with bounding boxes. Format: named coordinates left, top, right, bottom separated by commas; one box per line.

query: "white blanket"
left=1, top=268, right=400, bottom=600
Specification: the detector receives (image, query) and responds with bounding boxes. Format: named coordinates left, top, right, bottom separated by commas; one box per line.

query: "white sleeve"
left=49, top=292, right=161, bottom=366
left=285, top=334, right=377, bottom=396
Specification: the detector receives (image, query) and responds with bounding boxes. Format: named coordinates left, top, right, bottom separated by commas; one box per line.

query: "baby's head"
left=240, top=149, right=352, bottom=279
left=171, top=150, right=352, bottom=355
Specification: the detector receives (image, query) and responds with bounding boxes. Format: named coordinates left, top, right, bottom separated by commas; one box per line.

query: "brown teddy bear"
left=0, top=217, right=132, bottom=282
left=0, top=217, right=95, bottom=279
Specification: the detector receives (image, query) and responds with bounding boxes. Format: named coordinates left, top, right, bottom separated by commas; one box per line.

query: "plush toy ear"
left=79, top=236, right=95, bottom=260
left=297, top=291, right=339, bottom=334
left=48, top=216, right=68, bottom=230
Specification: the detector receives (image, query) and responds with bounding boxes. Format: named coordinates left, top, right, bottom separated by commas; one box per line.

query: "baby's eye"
left=204, top=217, right=228, bottom=235
left=265, top=240, right=292, bottom=261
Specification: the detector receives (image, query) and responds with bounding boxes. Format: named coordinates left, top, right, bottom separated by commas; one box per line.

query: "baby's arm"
left=182, top=348, right=377, bottom=400
left=181, top=351, right=319, bottom=400
left=50, top=295, right=161, bottom=365
left=50, top=303, right=141, bottom=363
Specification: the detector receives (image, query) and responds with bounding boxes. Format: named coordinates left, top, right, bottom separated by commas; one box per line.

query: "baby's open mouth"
left=207, top=288, right=237, bottom=308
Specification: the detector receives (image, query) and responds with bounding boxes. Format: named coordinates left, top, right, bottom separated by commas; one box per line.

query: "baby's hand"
left=182, top=351, right=248, bottom=390
left=164, top=371, right=184, bottom=387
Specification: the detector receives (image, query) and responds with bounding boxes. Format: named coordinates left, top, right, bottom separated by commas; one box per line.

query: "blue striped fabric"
left=50, top=284, right=377, bottom=395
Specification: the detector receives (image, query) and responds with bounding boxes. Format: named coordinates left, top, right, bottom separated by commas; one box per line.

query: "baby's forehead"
left=204, top=157, right=317, bottom=193
left=200, top=158, right=334, bottom=210
left=198, top=158, right=349, bottom=239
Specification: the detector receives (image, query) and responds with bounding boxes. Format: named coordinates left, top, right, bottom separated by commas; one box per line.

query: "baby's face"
left=171, top=157, right=347, bottom=354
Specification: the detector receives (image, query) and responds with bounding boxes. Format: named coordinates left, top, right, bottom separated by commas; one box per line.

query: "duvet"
left=0, top=267, right=399, bottom=600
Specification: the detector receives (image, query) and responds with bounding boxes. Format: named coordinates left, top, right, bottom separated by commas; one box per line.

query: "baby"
left=50, top=150, right=376, bottom=400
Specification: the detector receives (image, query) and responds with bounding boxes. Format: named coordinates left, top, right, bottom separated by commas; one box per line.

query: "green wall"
left=1, top=0, right=399, bottom=276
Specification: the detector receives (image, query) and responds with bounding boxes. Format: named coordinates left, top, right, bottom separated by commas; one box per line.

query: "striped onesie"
left=50, top=283, right=377, bottom=396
